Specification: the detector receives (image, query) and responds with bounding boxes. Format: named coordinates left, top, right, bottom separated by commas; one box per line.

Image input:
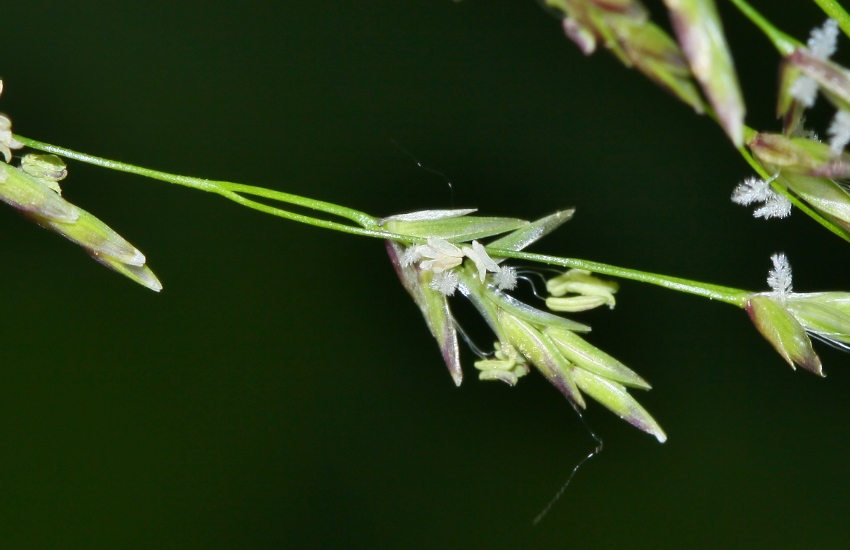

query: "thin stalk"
left=14, top=135, right=752, bottom=307
left=812, top=0, right=850, bottom=38
left=491, top=249, right=750, bottom=307
left=205, top=188, right=405, bottom=241
left=728, top=0, right=801, bottom=55
left=13, top=135, right=381, bottom=229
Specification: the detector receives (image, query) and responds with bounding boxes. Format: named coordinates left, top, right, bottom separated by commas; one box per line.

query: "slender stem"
left=812, top=0, right=850, bottom=38
left=728, top=0, right=801, bottom=55
left=14, top=135, right=752, bottom=306
left=491, top=249, right=750, bottom=307
left=205, top=187, right=405, bottom=241
left=13, top=135, right=381, bottom=229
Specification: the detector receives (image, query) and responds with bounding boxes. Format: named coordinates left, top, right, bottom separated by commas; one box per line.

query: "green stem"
left=14, top=135, right=751, bottom=307
left=491, top=249, right=750, bottom=307
left=812, top=0, right=850, bottom=38
left=14, top=134, right=382, bottom=230
left=728, top=0, right=801, bottom=55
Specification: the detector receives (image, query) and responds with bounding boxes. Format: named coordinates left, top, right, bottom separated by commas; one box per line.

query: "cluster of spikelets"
left=541, top=1, right=850, bottom=236
left=383, top=209, right=667, bottom=442
left=733, top=19, right=850, bottom=228
left=543, top=0, right=744, bottom=145
left=533, top=3, right=850, bottom=378
left=747, top=253, right=850, bottom=377
left=0, top=81, right=160, bottom=291
left=383, top=205, right=850, bottom=442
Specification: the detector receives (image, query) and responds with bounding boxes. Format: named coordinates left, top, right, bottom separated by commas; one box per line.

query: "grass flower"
left=743, top=132, right=850, bottom=229
left=661, top=0, right=744, bottom=145
left=385, top=208, right=665, bottom=442
left=386, top=239, right=462, bottom=384
left=0, top=154, right=161, bottom=292
left=747, top=254, right=850, bottom=376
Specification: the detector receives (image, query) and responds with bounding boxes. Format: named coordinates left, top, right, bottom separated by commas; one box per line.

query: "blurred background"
left=1, top=0, right=848, bottom=547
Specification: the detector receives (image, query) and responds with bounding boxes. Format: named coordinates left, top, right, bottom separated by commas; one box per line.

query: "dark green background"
left=1, top=1, right=848, bottom=547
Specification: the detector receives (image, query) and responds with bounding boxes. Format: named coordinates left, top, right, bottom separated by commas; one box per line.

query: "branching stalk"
left=13, top=134, right=753, bottom=309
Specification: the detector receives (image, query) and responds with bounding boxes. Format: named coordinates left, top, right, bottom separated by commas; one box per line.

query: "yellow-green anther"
left=474, top=357, right=515, bottom=373
left=499, top=311, right=585, bottom=407
left=747, top=294, right=822, bottom=375
left=571, top=368, right=666, bottom=442
left=386, top=241, right=462, bottom=386
left=663, top=0, right=745, bottom=146
left=546, top=295, right=610, bottom=312
left=546, top=269, right=618, bottom=308
left=0, top=162, right=80, bottom=223
left=478, top=369, right=519, bottom=386
left=21, top=154, right=68, bottom=181
left=544, top=326, right=651, bottom=389
left=474, top=341, right=531, bottom=386
left=21, top=153, right=68, bottom=195
left=41, top=206, right=146, bottom=267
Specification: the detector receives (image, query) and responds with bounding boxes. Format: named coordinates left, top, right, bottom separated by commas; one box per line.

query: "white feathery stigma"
left=808, top=19, right=839, bottom=59
left=732, top=176, right=772, bottom=205
left=791, top=20, right=840, bottom=109
left=493, top=266, right=518, bottom=291
left=753, top=194, right=792, bottom=219
left=828, top=110, right=850, bottom=155
left=767, top=253, right=793, bottom=304
left=732, top=176, right=792, bottom=219
left=429, top=270, right=459, bottom=296
left=790, top=76, right=819, bottom=108
left=401, top=245, right=424, bottom=267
